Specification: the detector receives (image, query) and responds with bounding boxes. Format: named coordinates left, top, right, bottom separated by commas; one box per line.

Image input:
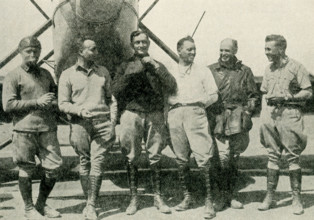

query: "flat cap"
left=18, top=36, right=41, bottom=51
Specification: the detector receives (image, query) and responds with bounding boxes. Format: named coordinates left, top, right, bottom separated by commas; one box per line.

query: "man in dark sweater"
left=112, top=30, right=177, bottom=215
left=2, top=36, right=62, bottom=219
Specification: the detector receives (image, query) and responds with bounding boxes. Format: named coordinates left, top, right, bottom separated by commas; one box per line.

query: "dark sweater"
left=112, top=56, right=176, bottom=113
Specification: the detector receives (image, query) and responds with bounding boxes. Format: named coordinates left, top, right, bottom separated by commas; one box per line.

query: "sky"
left=0, top=0, right=314, bottom=77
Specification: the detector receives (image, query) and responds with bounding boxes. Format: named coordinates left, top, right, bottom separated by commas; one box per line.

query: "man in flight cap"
left=2, top=36, right=63, bottom=219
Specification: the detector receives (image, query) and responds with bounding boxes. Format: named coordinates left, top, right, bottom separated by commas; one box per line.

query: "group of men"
left=2, top=31, right=312, bottom=220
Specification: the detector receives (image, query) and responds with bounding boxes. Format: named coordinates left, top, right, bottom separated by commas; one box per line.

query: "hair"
left=265, top=34, right=287, bottom=51
left=220, top=38, right=238, bottom=54
left=130, top=30, right=149, bottom=43
left=177, top=36, right=194, bottom=51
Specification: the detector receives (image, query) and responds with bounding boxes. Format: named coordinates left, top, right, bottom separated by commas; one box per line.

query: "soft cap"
left=18, top=36, right=41, bottom=51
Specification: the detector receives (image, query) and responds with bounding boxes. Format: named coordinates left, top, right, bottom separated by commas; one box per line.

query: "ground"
left=0, top=115, right=314, bottom=219
left=1, top=173, right=314, bottom=220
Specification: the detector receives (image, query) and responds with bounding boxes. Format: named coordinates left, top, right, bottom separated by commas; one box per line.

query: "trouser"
left=260, top=106, right=306, bottom=170
left=168, top=106, right=214, bottom=168
left=12, top=131, right=62, bottom=212
left=70, top=119, right=115, bottom=176
left=12, top=131, right=63, bottom=178
left=216, top=132, right=249, bottom=168
left=119, top=110, right=166, bottom=165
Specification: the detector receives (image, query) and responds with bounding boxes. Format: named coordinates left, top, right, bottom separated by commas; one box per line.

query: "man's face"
left=20, top=47, right=41, bottom=66
left=220, top=41, right=236, bottom=62
left=265, top=41, right=281, bottom=63
left=79, top=40, right=99, bottom=61
left=132, top=33, right=150, bottom=57
left=178, top=41, right=196, bottom=64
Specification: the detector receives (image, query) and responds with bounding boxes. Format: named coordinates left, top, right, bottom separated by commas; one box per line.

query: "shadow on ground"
left=3, top=170, right=314, bottom=219
left=50, top=171, right=260, bottom=219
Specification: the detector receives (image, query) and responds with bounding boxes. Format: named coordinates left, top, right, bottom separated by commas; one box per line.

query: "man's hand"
left=141, top=56, right=160, bottom=69
left=124, top=60, right=145, bottom=75
left=36, top=93, right=55, bottom=108
left=80, top=108, right=95, bottom=119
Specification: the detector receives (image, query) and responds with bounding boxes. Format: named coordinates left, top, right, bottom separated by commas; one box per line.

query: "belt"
left=169, top=102, right=205, bottom=111
left=68, top=113, right=110, bottom=124
left=267, top=102, right=302, bottom=108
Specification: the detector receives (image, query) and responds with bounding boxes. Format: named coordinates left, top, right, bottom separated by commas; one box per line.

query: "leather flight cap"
left=18, top=36, right=41, bottom=52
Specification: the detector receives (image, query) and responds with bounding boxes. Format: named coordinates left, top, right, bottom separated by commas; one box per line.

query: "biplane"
left=0, top=0, right=314, bottom=156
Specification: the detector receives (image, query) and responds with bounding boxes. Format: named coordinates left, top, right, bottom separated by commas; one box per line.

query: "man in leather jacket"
left=208, top=38, right=259, bottom=210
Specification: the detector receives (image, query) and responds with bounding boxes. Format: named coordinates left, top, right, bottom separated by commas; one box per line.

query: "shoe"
left=258, top=169, right=279, bottom=211
left=85, top=204, right=98, bottom=220
left=175, top=166, right=192, bottom=211
left=289, top=169, right=304, bottom=215
left=230, top=199, right=244, bottom=209
left=36, top=204, right=61, bottom=218
left=175, top=192, right=192, bottom=211
left=151, top=164, right=171, bottom=214
left=24, top=208, right=45, bottom=220
left=154, top=194, right=171, bottom=214
left=126, top=195, right=139, bottom=215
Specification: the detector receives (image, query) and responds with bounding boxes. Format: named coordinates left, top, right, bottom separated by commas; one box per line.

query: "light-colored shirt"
left=58, top=63, right=117, bottom=123
left=168, top=63, right=218, bottom=107
left=260, top=57, right=311, bottom=98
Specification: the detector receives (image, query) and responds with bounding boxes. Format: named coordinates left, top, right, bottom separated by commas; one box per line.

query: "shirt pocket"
left=281, top=71, right=296, bottom=92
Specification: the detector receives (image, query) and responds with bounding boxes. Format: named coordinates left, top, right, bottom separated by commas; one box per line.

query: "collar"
left=130, top=54, right=150, bottom=61
left=218, top=56, right=242, bottom=70
left=75, top=62, right=98, bottom=75
left=21, top=63, right=40, bottom=74
left=271, top=56, right=289, bottom=70
left=178, top=63, right=193, bottom=76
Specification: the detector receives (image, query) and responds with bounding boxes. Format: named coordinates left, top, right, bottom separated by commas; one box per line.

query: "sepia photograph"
left=0, top=0, right=314, bottom=219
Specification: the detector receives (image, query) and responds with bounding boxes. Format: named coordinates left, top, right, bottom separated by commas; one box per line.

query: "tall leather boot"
left=214, top=166, right=231, bottom=211
left=289, top=169, right=304, bottom=215
left=35, top=175, right=60, bottom=218
left=227, top=156, right=243, bottom=209
left=80, top=175, right=89, bottom=217
left=151, top=164, right=171, bottom=214
left=203, top=163, right=216, bottom=219
left=258, top=169, right=279, bottom=211
left=175, top=165, right=193, bottom=211
left=85, top=175, right=103, bottom=220
left=211, top=143, right=225, bottom=212
left=126, top=162, right=139, bottom=215
left=19, top=176, right=44, bottom=220
left=80, top=175, right=89, bottom=200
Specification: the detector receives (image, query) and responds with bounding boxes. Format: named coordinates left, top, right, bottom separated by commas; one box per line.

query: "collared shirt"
left=261, top=57, right=311, bottom=98
left=58, top=63, right=117, bottom=123
left=168, top=63, right=218, bottom=108
left=2, top=65, right=58, bottom=132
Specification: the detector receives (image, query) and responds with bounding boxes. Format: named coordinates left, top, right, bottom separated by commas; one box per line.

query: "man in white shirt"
left=167, top=36, right=218, bottom=219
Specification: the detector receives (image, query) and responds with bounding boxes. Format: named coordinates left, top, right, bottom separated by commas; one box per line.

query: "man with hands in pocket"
left=167, top=36, right=219, bottom=219
left=58, top=38, right=117, bottom=220
left=2, top=36, right=63, bottom=220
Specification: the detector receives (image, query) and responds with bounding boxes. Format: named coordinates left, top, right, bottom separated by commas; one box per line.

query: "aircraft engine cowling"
left=52, top=0, right=138, bottom=80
